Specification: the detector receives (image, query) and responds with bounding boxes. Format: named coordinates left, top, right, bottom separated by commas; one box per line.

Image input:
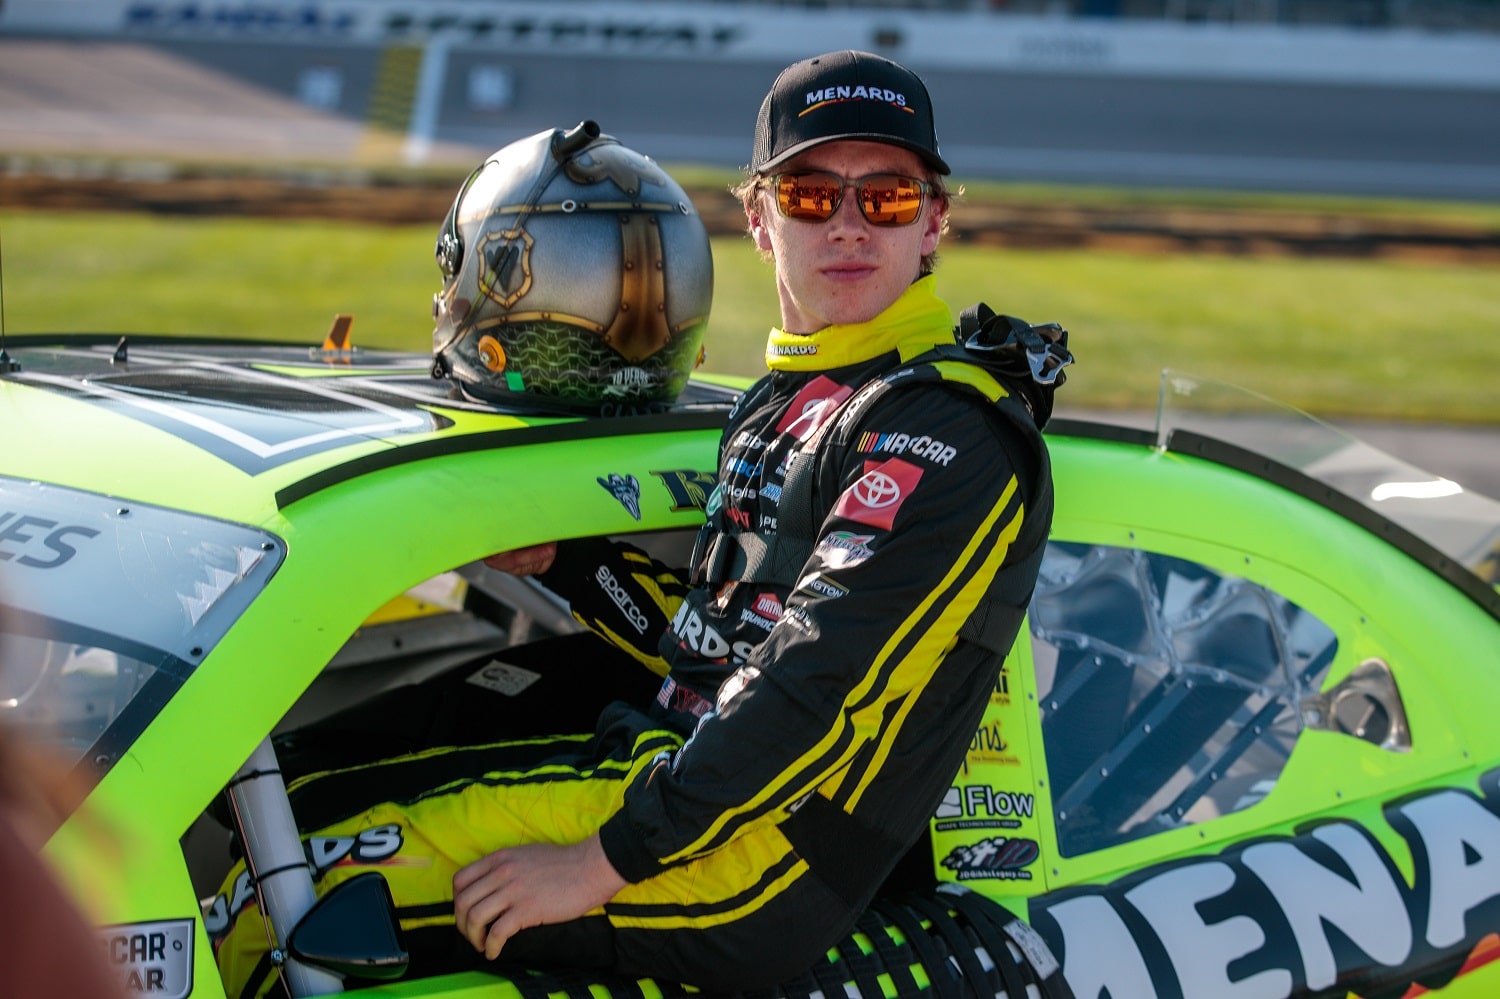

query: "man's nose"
left=825, top=193, right=868, bottom=240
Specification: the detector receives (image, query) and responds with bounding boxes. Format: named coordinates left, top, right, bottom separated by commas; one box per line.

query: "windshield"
left=1155, top=371, right=1500, bottom=588
left=0, top=476, right=283, bottom=773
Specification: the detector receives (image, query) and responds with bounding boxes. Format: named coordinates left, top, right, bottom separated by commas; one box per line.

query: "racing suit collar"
left=764, top=276, right=953, bottom=372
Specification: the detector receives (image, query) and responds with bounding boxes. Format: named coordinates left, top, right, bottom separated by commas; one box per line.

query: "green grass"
left=2, top=208, right=1497, bottom=423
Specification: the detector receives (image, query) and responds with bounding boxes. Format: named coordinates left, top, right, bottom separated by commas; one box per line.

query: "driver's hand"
left=454, top=835, right=625, bottom=961
left=483, top=543, right=557, bottom=577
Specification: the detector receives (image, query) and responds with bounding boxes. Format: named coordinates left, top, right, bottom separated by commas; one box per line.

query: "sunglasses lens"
left=773, top=172, right=927, bottom=226
left=858, top=175, right=925, bottom=226
left=776, top=173, right=843, bottom=221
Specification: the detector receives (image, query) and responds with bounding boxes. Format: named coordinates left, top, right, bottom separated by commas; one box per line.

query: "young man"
left=213, top=50, right=1066, bottom=996
left=455, top=49, right=1064, bottom=986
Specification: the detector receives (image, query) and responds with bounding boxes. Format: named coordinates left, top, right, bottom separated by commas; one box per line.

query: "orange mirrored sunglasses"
left=771, top=171, right=934, bottom=227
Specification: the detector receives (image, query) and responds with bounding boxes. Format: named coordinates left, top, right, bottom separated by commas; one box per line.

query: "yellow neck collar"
left=764, top=277, right=953, bottom=372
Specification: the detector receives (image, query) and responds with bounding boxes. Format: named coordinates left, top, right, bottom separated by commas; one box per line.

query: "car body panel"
left=5, top=336, right=1498, bottom=998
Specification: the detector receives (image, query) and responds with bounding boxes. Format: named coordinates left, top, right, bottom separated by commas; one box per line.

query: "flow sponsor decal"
left=936, top=784, right=1037, bottom=831
left=100, top=919, right=193, bottom=999
left=598, top=473, right=642, bottom=520
left=651, top=469, right=715, bottom=512
left=856, top=430, right=957, bottom=466
left=833, top=458, right=922, bottom=530
left=1032, top=770, right=1500, bottom=998
left=940, top=835, right=1040, bottom=881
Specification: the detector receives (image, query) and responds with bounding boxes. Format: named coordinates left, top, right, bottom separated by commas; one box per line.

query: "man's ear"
left=746, top=206, right=774, bottom=253
left=919, top=200, right=945, bottom=258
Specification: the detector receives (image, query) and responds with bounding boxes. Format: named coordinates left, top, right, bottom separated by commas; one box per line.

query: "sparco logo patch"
left=597, top=565, right=649, bottom=634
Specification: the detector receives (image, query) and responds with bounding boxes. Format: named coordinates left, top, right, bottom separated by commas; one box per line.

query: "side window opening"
left=1030, top=541, right=1338, bottom=857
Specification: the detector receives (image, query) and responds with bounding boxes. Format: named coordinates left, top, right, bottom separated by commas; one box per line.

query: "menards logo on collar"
left=1031, top=770, right=1500, bottom=997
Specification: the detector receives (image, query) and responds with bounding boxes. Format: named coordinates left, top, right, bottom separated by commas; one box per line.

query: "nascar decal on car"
left=833, top=458, right=923, bottom=530
left=99, top=918, right=194, bottom=999
left=598, top=473, right=642, bottom=520
left=1030, top=770, right=1500, bottom=999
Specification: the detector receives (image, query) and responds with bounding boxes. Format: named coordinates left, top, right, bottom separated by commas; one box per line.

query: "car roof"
left=1, top=335, right=739, bottom=524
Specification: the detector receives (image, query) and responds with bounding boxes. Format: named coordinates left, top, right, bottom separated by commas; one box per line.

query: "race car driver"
left=211, top=50, right=1070, bottom=996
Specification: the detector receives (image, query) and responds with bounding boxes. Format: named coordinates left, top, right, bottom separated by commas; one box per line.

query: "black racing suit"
left=536, top=276, right=1057, bottom=985
left=211, top=277, right=1057, bottom=996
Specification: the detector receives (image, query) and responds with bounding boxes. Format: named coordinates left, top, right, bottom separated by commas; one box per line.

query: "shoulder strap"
left=693, top=374, right=893, bottom=589
left=695, top=305, right=1072, bottom=613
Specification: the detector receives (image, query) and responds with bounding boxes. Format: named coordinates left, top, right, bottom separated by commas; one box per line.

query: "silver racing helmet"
left=431, top=121, right=713, bottom=413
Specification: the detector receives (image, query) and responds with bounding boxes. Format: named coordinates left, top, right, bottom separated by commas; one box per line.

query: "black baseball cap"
left=752, top=50, right=950, bottom=176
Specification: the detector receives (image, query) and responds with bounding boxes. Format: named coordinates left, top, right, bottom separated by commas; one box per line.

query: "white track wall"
left=4, top=0, right=1500, bottom=89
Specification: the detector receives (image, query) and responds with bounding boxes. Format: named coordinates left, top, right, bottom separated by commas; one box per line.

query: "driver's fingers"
left=482, top=542, right=557, bottom=576
left=483, top=908, right=523, bottom=960
left=453, top=859, right=508, bottom=951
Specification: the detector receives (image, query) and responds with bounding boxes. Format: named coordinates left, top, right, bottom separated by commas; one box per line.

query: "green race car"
left=4, top=331, right=1499, bottom=999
